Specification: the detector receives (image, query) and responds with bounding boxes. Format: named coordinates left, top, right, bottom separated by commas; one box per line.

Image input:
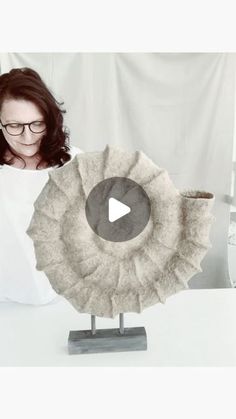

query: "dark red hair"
left=0, top=67, right=71, bottom=169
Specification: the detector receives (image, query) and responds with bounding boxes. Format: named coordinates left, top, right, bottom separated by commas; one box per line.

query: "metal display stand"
left=68, top=313, right=147, bottom=354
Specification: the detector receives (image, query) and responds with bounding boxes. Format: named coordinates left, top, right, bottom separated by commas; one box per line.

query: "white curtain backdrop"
left=0, top=52, right=235, bottom=289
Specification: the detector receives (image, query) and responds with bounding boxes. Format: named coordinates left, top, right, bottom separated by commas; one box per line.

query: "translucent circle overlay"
left=85, top=177, right=151, bottom=242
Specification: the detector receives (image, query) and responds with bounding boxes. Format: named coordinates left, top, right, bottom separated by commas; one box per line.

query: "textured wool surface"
left=27, top=145, right=215, bottom=318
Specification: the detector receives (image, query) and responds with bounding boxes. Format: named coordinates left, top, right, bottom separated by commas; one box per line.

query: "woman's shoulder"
left=68, top=145, right=84, bottom=159
left=51, top=144, right=84, bottom=172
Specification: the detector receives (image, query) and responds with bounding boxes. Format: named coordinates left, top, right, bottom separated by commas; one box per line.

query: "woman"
left=0, top=67, right=82, bottom=304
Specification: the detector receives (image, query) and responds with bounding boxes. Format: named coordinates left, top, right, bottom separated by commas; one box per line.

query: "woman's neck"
left=4, top=149, right=48, bottom=170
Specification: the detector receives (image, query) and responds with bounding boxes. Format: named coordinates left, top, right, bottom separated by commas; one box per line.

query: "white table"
left=1, top=288, right=236, bottom=366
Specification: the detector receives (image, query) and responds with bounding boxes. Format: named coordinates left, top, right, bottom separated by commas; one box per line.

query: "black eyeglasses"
left=0, top=120, right=47, bottom=136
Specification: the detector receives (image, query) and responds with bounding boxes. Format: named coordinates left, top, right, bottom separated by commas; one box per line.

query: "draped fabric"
left=0, top=52, right=235, bottom=288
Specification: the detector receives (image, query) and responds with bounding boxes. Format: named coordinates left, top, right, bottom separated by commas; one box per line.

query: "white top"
left=0, top=146, right=83, bottom=305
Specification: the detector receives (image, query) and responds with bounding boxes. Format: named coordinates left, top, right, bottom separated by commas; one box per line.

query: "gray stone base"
left=68, top=327, right=147, bottom=355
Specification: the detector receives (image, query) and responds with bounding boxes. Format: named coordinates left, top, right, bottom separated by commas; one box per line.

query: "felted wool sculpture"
left=27, top=145, right=215, bottom=318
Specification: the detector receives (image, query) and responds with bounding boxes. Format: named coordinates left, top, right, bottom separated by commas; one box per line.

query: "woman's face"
left=0, top=98, right=46, bottom=158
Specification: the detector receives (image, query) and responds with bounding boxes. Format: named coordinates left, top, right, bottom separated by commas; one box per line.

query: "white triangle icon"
left=108, top=197, right=131, bottom=222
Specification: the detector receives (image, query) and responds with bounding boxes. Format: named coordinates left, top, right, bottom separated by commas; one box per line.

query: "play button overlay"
left=108, top=198, right=131, bottom=222
left=85, top=177, right=151, bottom=242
